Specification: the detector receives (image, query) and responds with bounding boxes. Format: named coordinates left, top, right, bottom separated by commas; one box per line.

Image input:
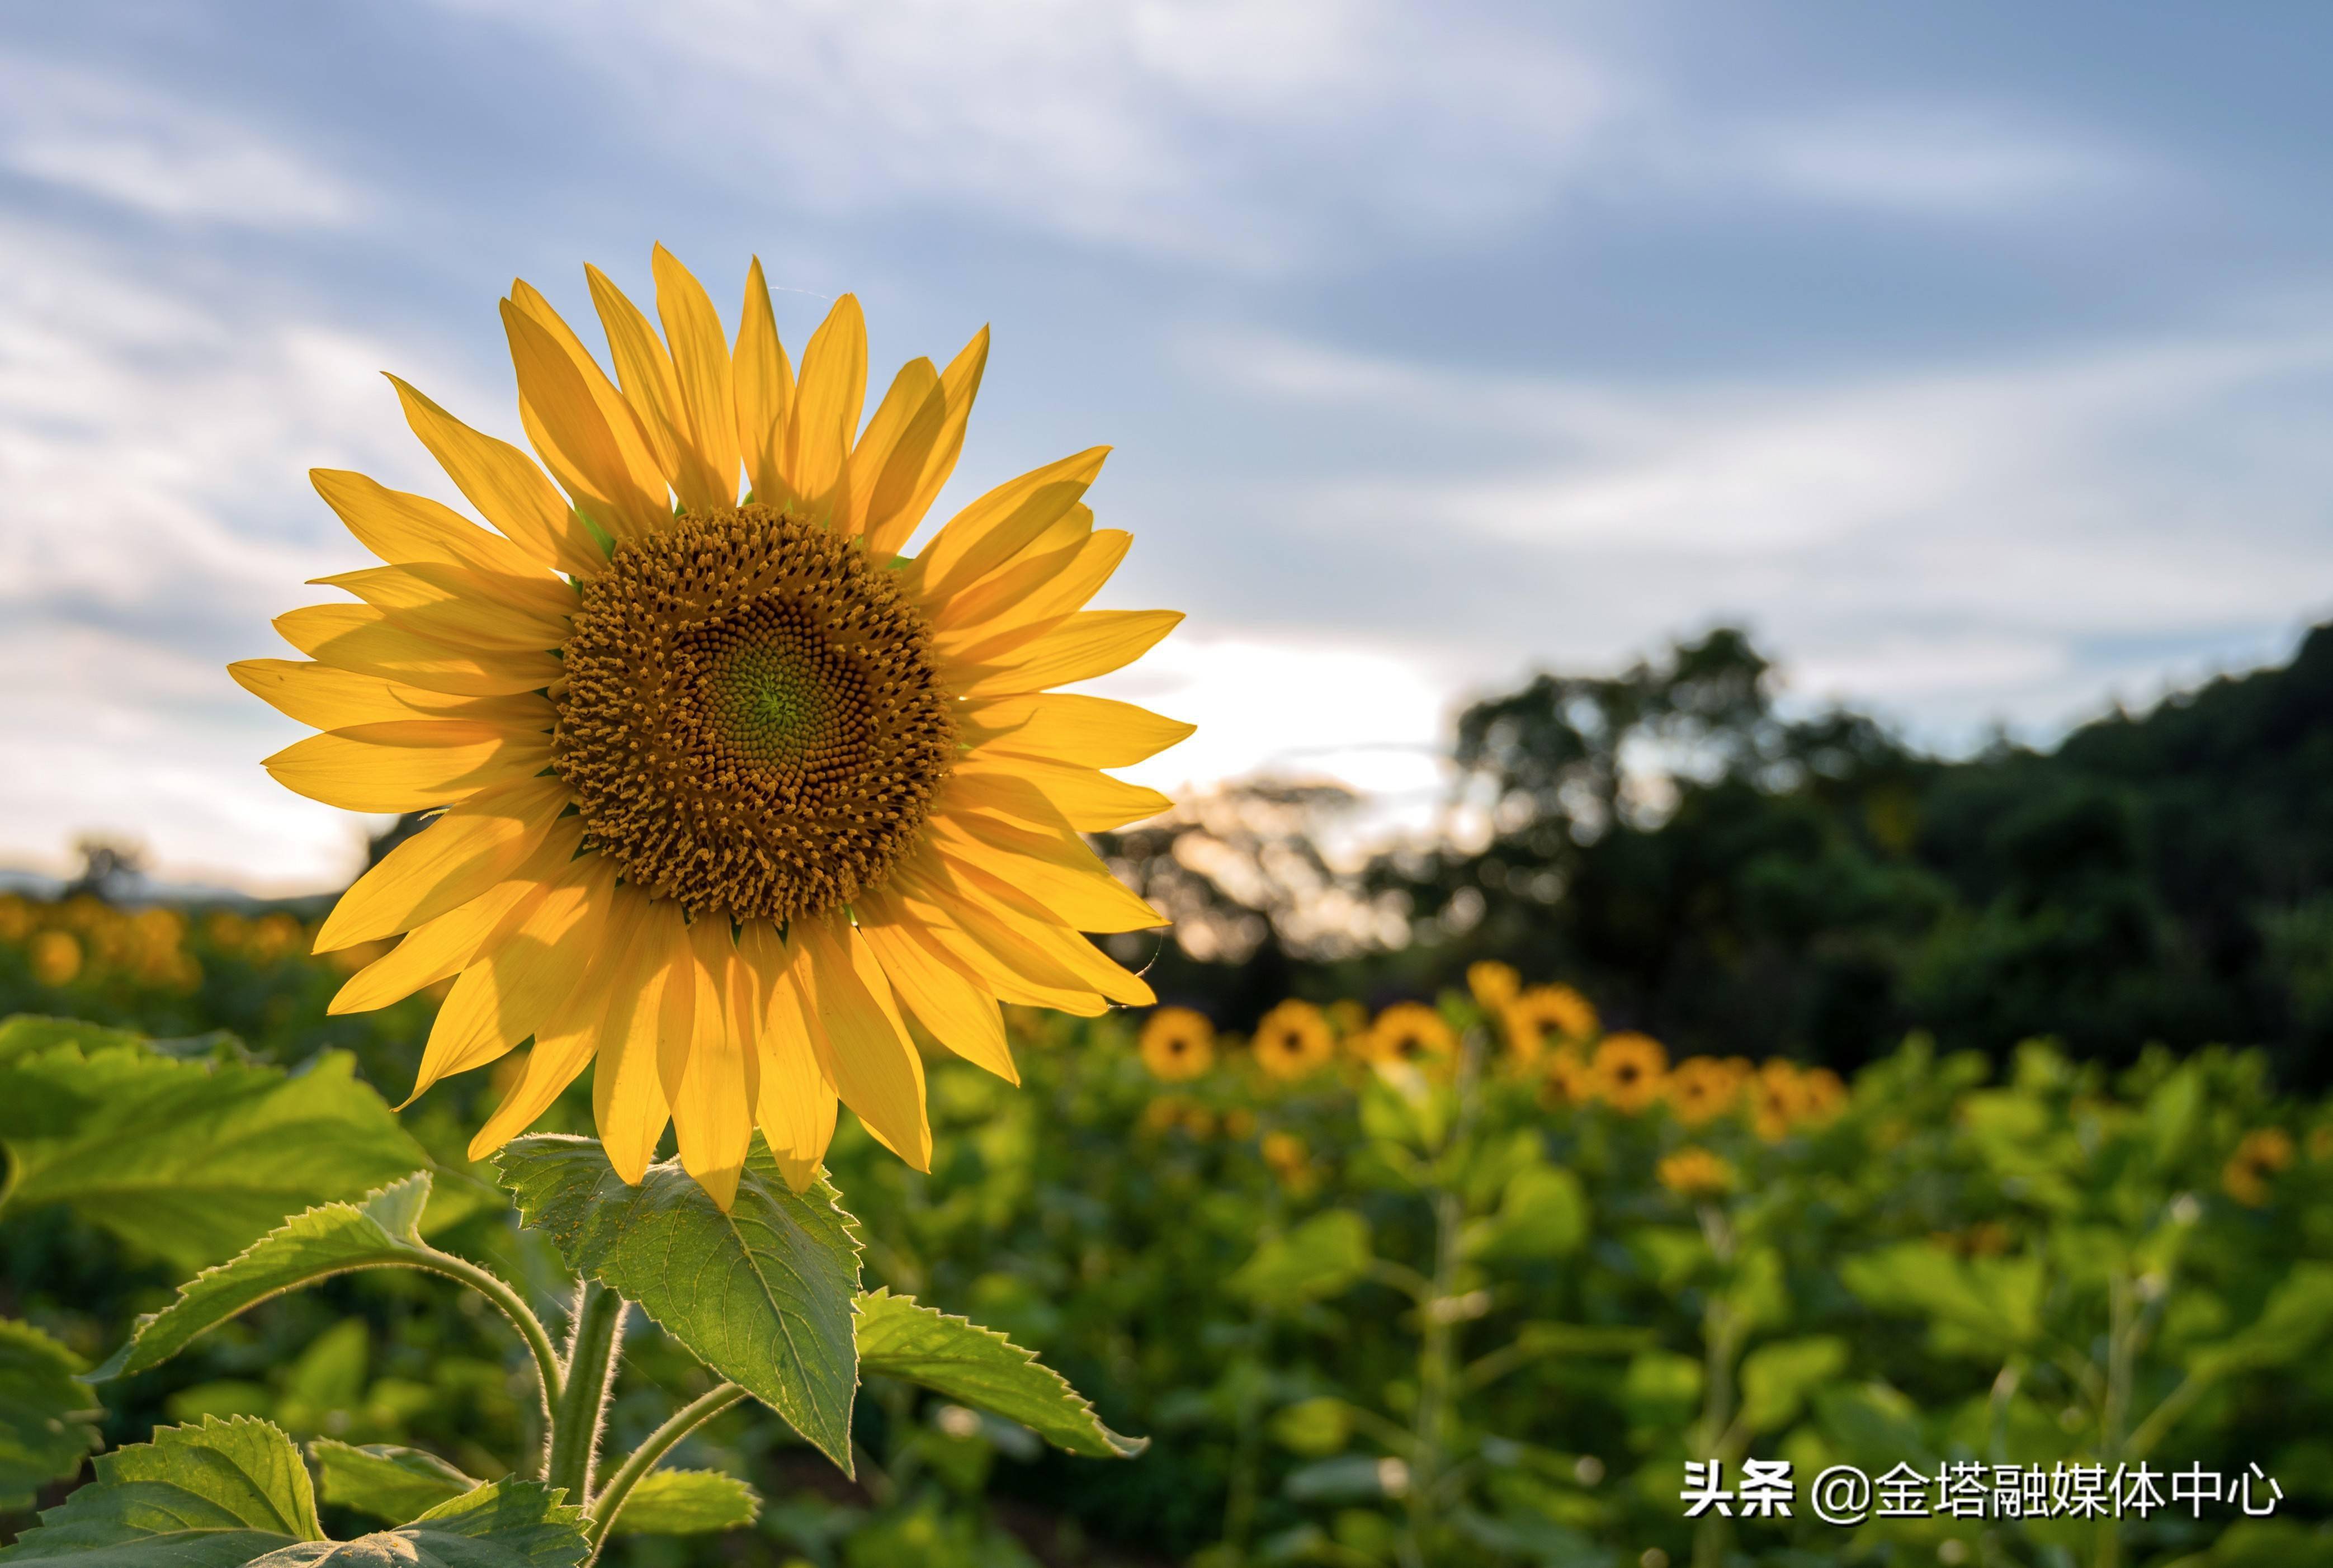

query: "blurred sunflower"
left=1665, top=1056, right=1742, bottom=1126
left=1500, top=983, right=1598, bottom=1062
left=1252, top=999, right=1335, bottom=1080
left=1140, top=1006, right=1216, bottom=1081
left=1750, top=1060, right=1807, bottom=1141
left=1591, top=1032, right=1668, bottom=1113
left=1541, top=1042, right=1595, bottom=1105
left=1465, top=960, right=1520, bottom=1010
left=1260, top=1130, right=1311, bottom=1186
left=2222, top=1127, right=2294, bottom=1207
left=1656, top=1145, right=1735, bottom=1198
left=1365, top=1002, right=1457, bottom=1066
left=236, top=248, right=1188, bottom=1209
left=1798, top=1065, right=1848, bottom=1122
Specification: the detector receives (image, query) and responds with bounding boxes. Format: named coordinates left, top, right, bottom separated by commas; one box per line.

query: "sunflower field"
left=3, top=898, right=2327, bottom=1568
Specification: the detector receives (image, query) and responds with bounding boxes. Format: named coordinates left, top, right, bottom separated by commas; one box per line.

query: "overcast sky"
left=5, top=2, right=2332, bottom=890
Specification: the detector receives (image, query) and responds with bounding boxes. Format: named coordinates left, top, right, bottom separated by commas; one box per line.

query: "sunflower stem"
left=1402, top=1023, right=1486, bottom=1568
left=547, top=1280, right=627, bottom=1506
left=585, top=1382, right=747, bottom=1552
left=406, top=1248, right=566, bottom=1465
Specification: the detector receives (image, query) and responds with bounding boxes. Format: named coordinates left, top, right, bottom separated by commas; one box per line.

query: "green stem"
left=547, top=1281, right=627, bottom=1507
left=409, top=1248, right=564, bottom=1449
left=585, top=1382, right=748, bottom=1548
left=1403, top=1025, right=1485, bottom=1568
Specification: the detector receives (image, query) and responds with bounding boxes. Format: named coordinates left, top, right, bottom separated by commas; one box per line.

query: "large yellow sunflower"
left=234, top=247, right=1188, bottom=1210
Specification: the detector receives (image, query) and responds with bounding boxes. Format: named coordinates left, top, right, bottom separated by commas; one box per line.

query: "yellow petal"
left=311, top=469, right=551, bottom=582
left=593, top=898, right=683, bottom=1184
left=933, top=530, right=1131, bottom=664
left=328, top=874, right=549, bottom=1016
left=783, top=294, right=866, bottom=519
left=276, top=603, right=561, bottom=697
left=734, top=259, right=797, bottom=508
left=840, top=357, right=939, bottom=541
left=508, top=280, right=670, bottom=519
left=864, top=328, right=989, bottom=558
left=263, top=720, right=552, bottom=814
left=914, top=852, right=1156, bottom=1005
left=229, top=659, right=550, bottom=732
left=587, top=262, right=723, bottom=512
left=857, top=908, right=1016, bottom=1084
left=907, top=447, right=1108, bottom=602
left=739, top=921, right=838, bottom=1192
left=312, top=563, right=572, bottom=652
left=503, top=297, right=666, bottom=542
left=665, top=917, right=753, bottom=1210
left=794, top=910, right=931, bottom=1172
left=957, top=692, right=1194, bottom=768
left=651, top=245, right=742, bottom=516
left=955, top=752, right=1170, bottom=832
left=951, top=610, right=1183, bottom=700
left=467, top=887, right=650, bottom=1159
left=928, top=526, right=1094, bottom=640
left=387, top=375, right=602, bottom=578
left=931, top=774, right=1166, bottom=931
left=317, top=774, right=571, bottom=950
left=886, top=860, right=1117, bottom=1013
left=409, top=854, right=616, bottom=1104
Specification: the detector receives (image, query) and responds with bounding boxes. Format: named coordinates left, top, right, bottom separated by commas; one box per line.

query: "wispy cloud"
left=0, top=54, right=367, bottom=228
left=1729, top=105, right=2144, bottom=215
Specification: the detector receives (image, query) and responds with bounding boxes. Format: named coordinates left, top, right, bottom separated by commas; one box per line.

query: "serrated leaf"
left=494, top=1134, right=860, bottom=1470
left=603, top=1470, right=761, bottom=1536
left=310, top=1441, right=476, bottom=1525
left=244, top=1480, right=586, bottom=1568
left=0, top=1015, right=146, bottom=1065
left=854, top=1288, right=1144, bottom=1458
left=0, top=1318, right=101, bottom=1510
left=0, top=1414, right=321, bottom=1563
left=92, top=1176, right=435, bottom=1382
left=0, top=1038, right=428, bottom=1273
left=1228, top=1211, right=1371, bottom=1308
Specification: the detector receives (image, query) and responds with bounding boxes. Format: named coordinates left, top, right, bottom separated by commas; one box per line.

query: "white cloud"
left=0, top=54, right=366, bottom=228
left=1732, top=105, right=2141, bottom=214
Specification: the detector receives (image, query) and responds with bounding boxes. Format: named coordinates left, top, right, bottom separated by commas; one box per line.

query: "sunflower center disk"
left=554, top=503, right=956, bottom=921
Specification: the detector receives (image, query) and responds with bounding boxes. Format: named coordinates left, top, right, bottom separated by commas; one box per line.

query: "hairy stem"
left=547, top=1281, right=627, bottom=1507
left=585, top=1382, right=748, bottom=1549
left=409, top=1248, right=564, bottom=1457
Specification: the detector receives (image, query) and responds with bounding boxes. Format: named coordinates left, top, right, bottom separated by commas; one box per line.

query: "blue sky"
left=4, top=2, right=2331, bottom=889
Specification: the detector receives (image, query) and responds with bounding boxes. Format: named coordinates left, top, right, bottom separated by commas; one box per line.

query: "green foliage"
left=1228, top=1210, right=1371, bottom=1308
left=855, top=1289, right=1143, bottom=1459
left=245, top=1480, right=585, bottom=1567
left=0, top=1320, right=99, bottom=1510
left=0, top=1021, right=428, bottom=1273
left=493, top=1134, right=862, bottom=1470
left=0, top=1414, right=322, bottom=1562
left=600, top=1470, right=757, bottom=1536
left=309, top=1442, right=476, bottom=1524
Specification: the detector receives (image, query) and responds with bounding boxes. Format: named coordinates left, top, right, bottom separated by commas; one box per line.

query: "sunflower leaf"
left=244, top=1479, right=587, bottom=1568
left=91, top=1175, right=436, bottom=1382
left=309, top=1441, right=478, bottom=1525
left=854, top=1288, right=1145, bottom=1458
left=0, top=1414, right=321, bottom=1563
left=493, top=1134, right=862, bottom=1471
left=0, top=1318, right=102, bottom=1510
left=0, top=1023, right=428, bottom=1274
left=601, top=1470, right=760, bottom=1536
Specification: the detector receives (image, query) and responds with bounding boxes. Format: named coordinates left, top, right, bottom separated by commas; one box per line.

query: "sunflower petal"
left=864, top=327, right=988, bottom=558
left=467, top=888, right=650, bottom=1159
left=794, top=910, right=930, bottom=1172
left=327, top=875, right=546, bottom=1016
left=841, top=357, right=939, bottom=541
left=956, top=752, right=1170, bottom=832
left=951, top=610, right=1182, bottom=700
left=311, top=469, right=550, bottom=582
left=276, top=604, right=560, bottom=697
left=665, top=916, right=753, bottom=1210
left=908, top=447, right=1109, bottom=602
left=651, top=244, right=742, bottom=516
left=739, top=921, right=837, bottom=1192
left=858, top=910, right=1016, bottom=1084
left=386, top=375, right=602, bottom=577
left=508, top=279, right=670, bottom=516
left=316, top=775, right=571, bottom=950
left=585, top=262, right=697, bottom=501
left=933, top=530, right=1132, bottom=664
left=229, top=659, right=549, bottom=732
left=913, top=853, right=1156, bottom=1006
left=734, top=259, right=796, bottom=508
left=503, top=297, right=665, bottom=541
left=956, top=693, right=1194, bottom=768
left=783, top=294, right=867, bottom=519
left=593, top=898, right=683, bottom=1184
left=314, top=562, right=573, bottom=651
left=264, top=720, right=552, bottom=814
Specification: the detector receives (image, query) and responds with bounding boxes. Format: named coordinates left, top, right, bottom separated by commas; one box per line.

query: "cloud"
left=1729, top=105, right=2143, bottom=215
left=0, top=54, right=366, bottom=228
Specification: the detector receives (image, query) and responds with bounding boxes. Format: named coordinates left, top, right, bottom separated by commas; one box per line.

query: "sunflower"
left=2222, top=1127, right=2294, bottom=1207
left=1591, top=1032, right=1668, bottom=1113
left=1251, top=999, right=1335, bottom=1080
left=1749, top=1060, right=1806, bottom=1141
left=1465, top=960, right=1520, bottom=1010
left=1260, top=1130, right=1311, bottom=1186
left=1500, top=984, right=1598, bottom=1063
left=1665, top=1056, right=1742, bottom=1127
left=1364, top=1002, right=1457, bottom=1066
left=1139, top=1006, right=1216, bottom=1081
left=1541, top=1042, right=1595, bottom=1105
left=236, top=248, right=1188, bottom=1210
left=1656, top=1145, right=1735, bottom=1198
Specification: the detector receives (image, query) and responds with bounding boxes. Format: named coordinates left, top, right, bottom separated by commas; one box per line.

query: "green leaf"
left=244, top=1480, right=586, bottom=1568
left=0, top=1015, right=146, bottom=1065
left=494, top=1134, right=861, bottom=1470
left=93, top=1175, right=436, bottom=1382
left=0, top=1414, right=322, bottom=1564
left=2192, top=1262, right=2333, bottom=1378
left=1839, top=1242, right=2041, bottom=1358
left=309, top=1442, right=476, bottom=1525
left=1229, top=1211, right=1371, bottom=1308
left=603, top=1470, right=761, bottom=1536
left=1739, top=1335, right=1849, bottom=1434
left=1468, top=1166, right=1588, bottom=1261
left=854, top=1288, right=1144, bottom=1459
left=0, top=1319, right=101, bottom=1510
left=0, top=1036, right=428, bottom=1274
